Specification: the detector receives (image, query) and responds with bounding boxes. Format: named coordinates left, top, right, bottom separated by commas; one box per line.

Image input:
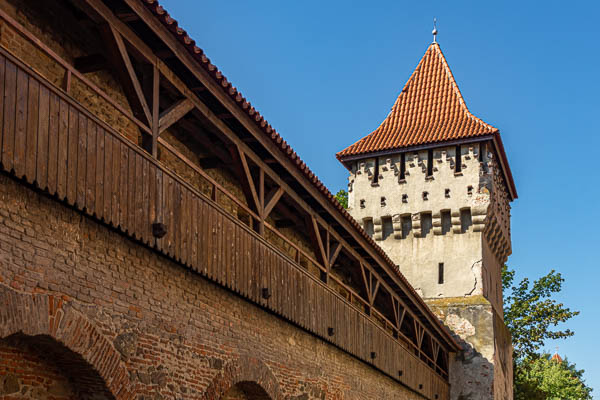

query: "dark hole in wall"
left=427, top=149, right=433, bottom=176
left=441, top=210, right=451, bottom=235
left=420, top=213, right=432, bottom=237
left=460, top=208, right=472, bottom=233
left=455, top=145, right=462, bottom=173
left=364, top=219, right=374, bottom=237
left=400, top=153, right=406, bottom=180
left=401, top=215, right=412, bottom=239
left=372, top=157, right=379, bottom=184
left=381, top=216, right=393, bottom=240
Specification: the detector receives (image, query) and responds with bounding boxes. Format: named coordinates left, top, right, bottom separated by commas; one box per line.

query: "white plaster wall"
left=344, top=141, right=515, bottom=399
left=347, top=143, right=492, bottom=300
left=377, top=231, right=483, bottom=299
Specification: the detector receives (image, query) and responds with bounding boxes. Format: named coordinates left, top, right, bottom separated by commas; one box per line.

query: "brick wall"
left=0, top=172, right=426, bottom=399
left=0, top=340, right=76, bottom=399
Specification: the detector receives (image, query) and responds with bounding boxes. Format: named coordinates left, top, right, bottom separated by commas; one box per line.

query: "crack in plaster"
left=465, top=259, right=482, bottom=296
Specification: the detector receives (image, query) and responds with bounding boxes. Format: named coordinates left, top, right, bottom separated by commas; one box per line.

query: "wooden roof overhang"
left=70, top=0, right=461, bottom=353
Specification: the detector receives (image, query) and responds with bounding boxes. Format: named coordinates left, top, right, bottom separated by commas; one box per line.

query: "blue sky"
left=161, top=0, right=600, bottom=393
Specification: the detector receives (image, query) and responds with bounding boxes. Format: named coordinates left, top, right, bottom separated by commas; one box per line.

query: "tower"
left=337, top=42, right=515, bottom=399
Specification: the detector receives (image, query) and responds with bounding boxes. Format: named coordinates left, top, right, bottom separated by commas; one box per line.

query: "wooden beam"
left=306, top=215, right=327, bottom=267
left=61, top=70, right=71, bottom=93
left=371, top=280, right=381, bottom=306
left=263, top=186, right=284, bottom=218
left=258, top=167, right=265, bottom=235
left=360, top=262, right=371, bottom=303
left=100, top=23, right=152, bottom=126
left=227, top=146, right=261, bottom=220
left=151, top=64, right=159, bottom=156
left=239, top=148, right=260, bottom=213
left=158, top=98, right=194, bottom=134
left=329, top=242, right=342, bottom=267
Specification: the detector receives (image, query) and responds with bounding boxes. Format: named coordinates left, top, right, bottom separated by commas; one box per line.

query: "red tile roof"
left=551, top=352, right=563, bottom=363
left=337, top=43, right=498, bottom=158
left=336, top=42, right=517, bottom=199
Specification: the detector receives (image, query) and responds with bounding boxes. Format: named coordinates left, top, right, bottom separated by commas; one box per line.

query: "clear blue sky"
left=161, top=0, right=600, bottom=393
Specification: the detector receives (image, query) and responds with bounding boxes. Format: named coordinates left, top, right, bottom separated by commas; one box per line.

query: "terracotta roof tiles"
left=337, top=43, right=498, bottom=159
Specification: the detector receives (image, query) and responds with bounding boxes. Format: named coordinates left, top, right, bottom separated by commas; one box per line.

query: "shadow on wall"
left=222, top=381, right=273, bottom=400
left=0, top=333, right=115, bottom=399
left=449, top=330, right=495, bottom=399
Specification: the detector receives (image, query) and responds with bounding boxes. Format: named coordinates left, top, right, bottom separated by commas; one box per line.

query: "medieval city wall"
left=0, top=0, right=323, bottom=283
left=0, top=170, right=427, bottom=399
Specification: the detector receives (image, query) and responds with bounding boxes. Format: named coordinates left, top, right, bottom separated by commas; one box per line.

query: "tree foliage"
left=514, top=354, right=593, bottom=400
left=503, top=266, right=592, bottom=398
left=334, top=189, right=348, bottom=209
left=502, top=266, right=578, bottom=360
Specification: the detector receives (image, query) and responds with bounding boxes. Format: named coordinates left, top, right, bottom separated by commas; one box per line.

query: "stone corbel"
left=412, top=213, right=422, bottom=237
left=471, top=205, right=487, bottom=232
left=432, top=212, right=442, bottom=235
left=392, top=214, right=403, bottom=239
left=408, top=153, right=417, bottom=168
left=373, top=217, right=383, bottom=241
left=451, top=210, right=462, bottom=233
left=465, top=146, right=474, bottom=160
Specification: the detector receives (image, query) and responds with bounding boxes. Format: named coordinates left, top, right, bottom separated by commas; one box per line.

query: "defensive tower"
left=337, top=41, right=516, bottom=399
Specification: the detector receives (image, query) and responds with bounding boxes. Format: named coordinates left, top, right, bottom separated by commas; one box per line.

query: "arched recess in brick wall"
left=0, top=285, right=133, bottom=399
left=201, top=356, right=282, bottom=400
left=0, top=333, right=115, bottom=399
left=221, top=382, right=273, bottom=400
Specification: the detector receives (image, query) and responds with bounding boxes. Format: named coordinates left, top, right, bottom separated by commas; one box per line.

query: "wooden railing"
left=0, top=9, right=450, bottom=399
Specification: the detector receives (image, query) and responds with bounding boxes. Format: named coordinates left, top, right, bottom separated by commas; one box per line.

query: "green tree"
left=503, top=266, right=592, bottom=398
left=514, top=354, right=593, bottom=400
left=334, top=189, right=348, bottom=209
left=502, top=266, right=578, bottom=360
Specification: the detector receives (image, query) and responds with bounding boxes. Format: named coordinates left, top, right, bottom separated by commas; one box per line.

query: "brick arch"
left=0, top=285, right=134, bottom=400
left=201, top=356, right=283, bottom=400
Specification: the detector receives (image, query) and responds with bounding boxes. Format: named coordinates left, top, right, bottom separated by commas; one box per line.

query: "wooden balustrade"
left=0, top=6, right=452, bottom=398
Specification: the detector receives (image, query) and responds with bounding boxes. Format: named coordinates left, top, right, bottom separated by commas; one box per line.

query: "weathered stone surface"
left=114, top=332, right=138, bottom=359
left=1, top=374, right=20, bottom=395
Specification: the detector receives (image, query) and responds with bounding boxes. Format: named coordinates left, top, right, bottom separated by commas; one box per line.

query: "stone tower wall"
left=347, top=142, right=509, bottom=311
left=345, top=141, right=514, bottom=399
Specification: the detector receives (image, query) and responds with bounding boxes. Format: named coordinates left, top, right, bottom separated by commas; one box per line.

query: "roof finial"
left=432, top=18, right=438, bottom=43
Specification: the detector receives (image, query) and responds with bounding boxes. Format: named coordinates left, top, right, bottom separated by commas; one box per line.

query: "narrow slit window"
left=373, top=158, right=379, bottom=184
left=441, top=210, right=451, bottom=234
left=455, top=145, right=462, bottom=173
left=400, top=153, right=406, bottom=180
left=427, top=149, right=434, bottom=176
left=438, top=263, right=444, bottom=284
